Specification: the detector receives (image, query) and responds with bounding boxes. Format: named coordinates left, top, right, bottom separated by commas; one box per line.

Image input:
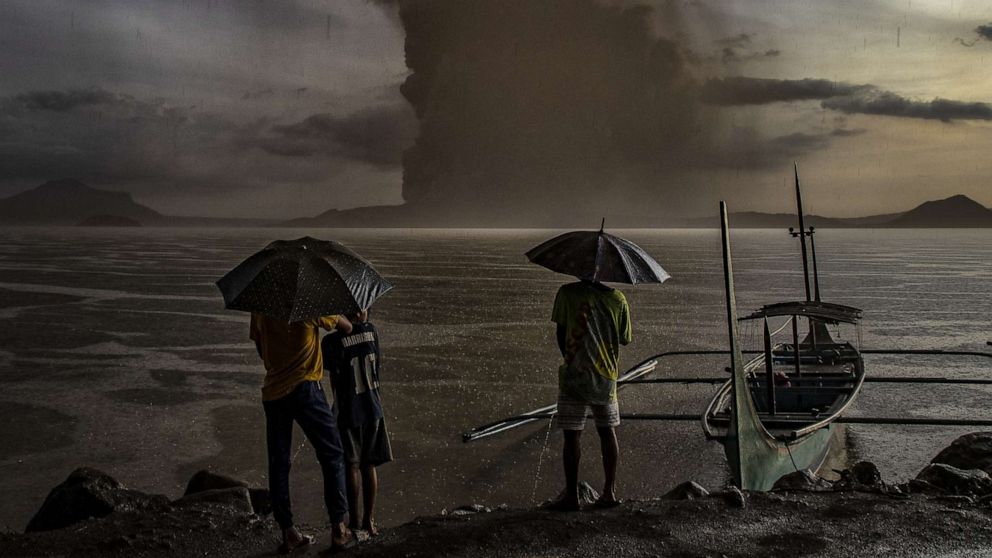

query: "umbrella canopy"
left=216, top=236, right=393, bottom=322
left=525, top=226, right=670, bottom=285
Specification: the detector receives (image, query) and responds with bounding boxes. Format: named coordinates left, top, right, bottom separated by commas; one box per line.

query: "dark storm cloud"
left=0, top=87, right=411, bottom=202
left=715, top=32, right=754, bottom=48
left=259, top=104, right=416, bottom=167
left=822, top=92, right=992, bottom=122
left=954, top=23, right=992, bottom=46
left=700, top=77, right=869, bottom=105
left=700, top=77, right=992, bottom=122
left=719, top=47, right=780, bottom=64
left=13, top=89, right=119, bottom=112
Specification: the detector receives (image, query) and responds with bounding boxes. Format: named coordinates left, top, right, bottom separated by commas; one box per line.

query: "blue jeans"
left=263, top=381, right=348, bottom=528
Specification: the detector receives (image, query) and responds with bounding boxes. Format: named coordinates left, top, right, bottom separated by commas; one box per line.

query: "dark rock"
left=663, top=481, right=710, bottom=500
left=850, top=461, right=884, bottom=487
left=247, top=488, right=271, bottom=515
left=26, top=468, right=168, bottom=532
left=718, top=486, right=746, bottom=509
left=835, top=461, right=885, bottom=491
left=905, top=479, right=942, bottom=495
left=976, top=493, right=992, bottom=507
left=931, top=432, right=992, bottom=475
left=184, top=470, right=270, bottom=515
left=173, top=487, right=253, bottom=514
left=772, top=471, right=833, bottom=492
left=184, top=470, right=248, bottom=494
left=916, top=463, right=992, bottom=496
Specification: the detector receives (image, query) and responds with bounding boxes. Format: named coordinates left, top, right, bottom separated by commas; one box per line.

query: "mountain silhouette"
left=884, top=194, right=992, bottom=228
left=0, top=179, right=162, bottom=225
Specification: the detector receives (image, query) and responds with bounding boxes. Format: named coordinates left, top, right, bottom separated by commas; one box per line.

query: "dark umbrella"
left=216, top=236, right=393, bottom=322
left=525, top=221, right=670, bottom=284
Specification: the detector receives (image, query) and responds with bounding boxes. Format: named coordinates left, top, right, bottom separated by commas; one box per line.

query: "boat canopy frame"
left=740, top=300, right=862, bottom=325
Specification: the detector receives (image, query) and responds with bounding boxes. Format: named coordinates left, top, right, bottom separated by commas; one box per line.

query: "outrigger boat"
left=464, top=164, right=992, bottom=491
left=704, top=197, right=865, bottom=490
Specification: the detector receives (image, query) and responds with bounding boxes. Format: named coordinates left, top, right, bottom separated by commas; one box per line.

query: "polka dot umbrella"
left=216, top=236, right=393, bottom=322
left=525, top=221, right=670, bottom=284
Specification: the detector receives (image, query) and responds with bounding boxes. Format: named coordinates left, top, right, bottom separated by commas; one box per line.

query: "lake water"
left=0, top=227, right=989, bottom=531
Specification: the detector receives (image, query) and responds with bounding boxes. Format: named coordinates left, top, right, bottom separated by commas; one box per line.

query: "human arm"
left=317, top=315, right=353, bottom=335
left=556, top=324, right=567, bottom=359
left=335, top=316, right=353, bottom=335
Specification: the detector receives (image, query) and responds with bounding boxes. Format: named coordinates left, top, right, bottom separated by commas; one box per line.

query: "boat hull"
left=724, top=423, right=834, bottom=491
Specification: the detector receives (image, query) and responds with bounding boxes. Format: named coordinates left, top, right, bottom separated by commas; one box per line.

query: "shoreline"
left=5, top=477, right=992, bottom=557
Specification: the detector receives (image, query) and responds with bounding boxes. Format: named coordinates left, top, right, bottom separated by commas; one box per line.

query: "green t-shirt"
left=552, top=281, right=632, bottom=404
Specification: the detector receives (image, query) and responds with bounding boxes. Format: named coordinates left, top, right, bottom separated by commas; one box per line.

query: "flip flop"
left=277, top=534, right=314, bottom=554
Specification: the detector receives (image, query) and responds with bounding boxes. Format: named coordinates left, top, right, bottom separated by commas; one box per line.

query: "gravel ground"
left=4, top=489, right=992, bottom=558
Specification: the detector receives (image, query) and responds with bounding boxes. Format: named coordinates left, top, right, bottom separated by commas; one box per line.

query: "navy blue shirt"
left=321, top=322, right=384, bottom=429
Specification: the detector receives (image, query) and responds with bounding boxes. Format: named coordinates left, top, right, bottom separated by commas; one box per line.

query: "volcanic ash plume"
left=393, top=0, right=709, bottom=226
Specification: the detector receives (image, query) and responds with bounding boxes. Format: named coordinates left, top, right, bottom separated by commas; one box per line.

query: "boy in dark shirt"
left=321, top=310, right=393, bottom=536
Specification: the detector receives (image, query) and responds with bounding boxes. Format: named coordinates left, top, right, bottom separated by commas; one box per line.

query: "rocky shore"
left=5, top=433, right=992, bottom=557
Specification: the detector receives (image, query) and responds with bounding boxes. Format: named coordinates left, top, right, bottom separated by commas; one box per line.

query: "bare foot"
left=330, top=523, right=356, bottom=552
left=362, top=518, right=379, bottom=537
left=278, top=526, right=314, bottom=554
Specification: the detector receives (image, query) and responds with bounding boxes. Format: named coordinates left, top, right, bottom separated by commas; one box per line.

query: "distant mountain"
left=0, top=179, right=276, bottom=227
left=685, top=211, right=900, bottom=229
left=883, top=194, right=992, bottom=228
left=684, top=195, right=990, bottom=229
left=0, top=179, right=162, bottom=225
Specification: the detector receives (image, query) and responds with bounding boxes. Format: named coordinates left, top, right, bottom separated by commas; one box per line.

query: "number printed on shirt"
left=350, top=353, right=379, bottom=394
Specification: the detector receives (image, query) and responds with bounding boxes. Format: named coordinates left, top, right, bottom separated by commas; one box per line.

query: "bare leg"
left=346, top=464, right=361, bottom=530
left=595, top=426, right=619, bottom=505
left=361, top=465, right=379, bottom=536
left=550, top=430, right=582, bottom=511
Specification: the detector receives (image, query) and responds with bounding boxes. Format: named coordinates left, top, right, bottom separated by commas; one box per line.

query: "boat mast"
left=790, top=162, right=812, bottom=302
left=808, top=226, right=821, bottom=301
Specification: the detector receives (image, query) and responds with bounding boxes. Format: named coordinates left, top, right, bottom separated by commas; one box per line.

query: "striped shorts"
left=554, top=395, right=620, bottom=431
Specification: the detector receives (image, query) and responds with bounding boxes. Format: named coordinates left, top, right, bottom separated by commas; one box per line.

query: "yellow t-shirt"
left=552, top=281, right=632, bottom=404
left=250, top=313, right=340, bottom=401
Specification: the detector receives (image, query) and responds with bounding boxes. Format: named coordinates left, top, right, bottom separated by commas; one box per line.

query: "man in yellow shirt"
left=250, top=313, right=355, bottom=553
left=549, top=280, right=631, bottom=511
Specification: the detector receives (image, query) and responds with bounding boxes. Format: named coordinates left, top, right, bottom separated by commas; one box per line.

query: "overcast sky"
left=1, top=0, right=990, bottom=220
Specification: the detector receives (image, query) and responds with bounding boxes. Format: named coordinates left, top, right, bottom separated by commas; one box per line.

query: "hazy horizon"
left=2, top=1, right=992, bottom=222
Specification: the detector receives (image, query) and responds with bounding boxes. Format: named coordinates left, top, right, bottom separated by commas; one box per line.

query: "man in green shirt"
left=549, top=280, right=631, bottom=511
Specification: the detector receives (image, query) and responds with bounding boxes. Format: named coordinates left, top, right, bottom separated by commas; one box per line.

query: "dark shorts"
left=341, top=417, right=393, bottom=466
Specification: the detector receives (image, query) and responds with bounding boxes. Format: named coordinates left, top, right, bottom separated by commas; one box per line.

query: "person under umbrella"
left=526, top=221, right=669, bottom=511
left=217, top=237, right=392, bottom=553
